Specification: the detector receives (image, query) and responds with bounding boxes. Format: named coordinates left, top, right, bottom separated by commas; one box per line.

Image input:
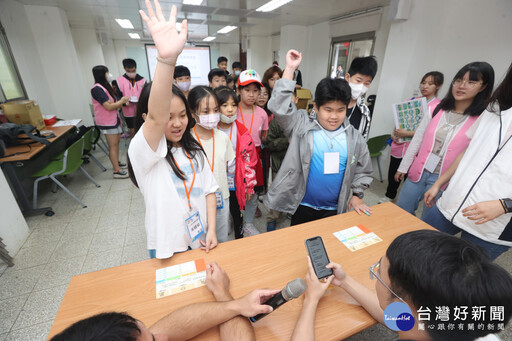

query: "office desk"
left=49, top=203, right=433, bottom=340
left=0, top=125, right=75, bottom=216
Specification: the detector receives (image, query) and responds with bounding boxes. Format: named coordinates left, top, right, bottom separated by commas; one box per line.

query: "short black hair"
left=122, top=58, right=137, bottom=69
left=232, top=61, right=242, bottom=69
left=488, top=62, right=512, bottom=112
left=50, top=312, right=140, bottom=341
left=217, top=56, right=228, bottom=64
left=314, top=77, right=351, bottom=108
left=208, top=68, right=228, bottom=83
left=347, top=56, right=378, bottom=79
left=386, top=230, right=512, bottom=341
left=214, top=86, right=239, bottom=106
left=188, top=85, right=219, bottom=114
left=437, top=61, right=494, bottom=117
left=174, top=65, right=191, bottom=79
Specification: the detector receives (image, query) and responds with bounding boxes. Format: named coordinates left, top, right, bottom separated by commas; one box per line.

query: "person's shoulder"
left=214, top=128, right=230, bottom=142
left=254, top=105, right=267, bottom=116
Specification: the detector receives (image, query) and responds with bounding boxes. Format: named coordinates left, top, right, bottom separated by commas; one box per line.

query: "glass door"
left=328, top=32, right=375, bottom=79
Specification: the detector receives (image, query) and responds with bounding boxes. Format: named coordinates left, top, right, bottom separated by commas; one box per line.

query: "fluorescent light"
left=129, top=33, right=140, bottom=39
left=217, top=25, right=237, bottom=34
left=115, top=19, right=134, bottom=29
left=256, top=0, right=293, bottom=12
left=183, top=0, right=203, bottom=4
left=203, top=36, right=216, bottom=41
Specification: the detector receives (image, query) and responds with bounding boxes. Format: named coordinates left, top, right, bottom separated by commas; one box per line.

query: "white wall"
left=0, top=0, right=56, bottom=116
left=370, top=0, right=512, bottom=138
left=24, top=5, right=92, bottom=125
left=0, top=171, right=30, bottom=256
left=246, top=36, right=272, bottom=76
left=303, top=21, right=330, bottom=91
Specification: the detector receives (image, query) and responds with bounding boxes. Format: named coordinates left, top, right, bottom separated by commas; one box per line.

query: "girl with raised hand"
left=128, top=1, right=218, bottom=259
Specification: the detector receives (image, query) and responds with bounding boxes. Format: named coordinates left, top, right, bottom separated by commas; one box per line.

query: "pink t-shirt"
left=236, top=105, right=268, bottom=147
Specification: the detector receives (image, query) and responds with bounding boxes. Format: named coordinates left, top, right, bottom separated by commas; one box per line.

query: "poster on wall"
left=145, top=44, right=211, bottom=86
left=392, top=97, right=428, bottom=143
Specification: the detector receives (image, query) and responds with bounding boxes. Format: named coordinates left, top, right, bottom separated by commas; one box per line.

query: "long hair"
left=487, top=62, right=512, bottom=112
left=92, top=65, right=116, bottom=99
left=435, top=62, right=494, bottom=117
left=128, top=82, right=204, bottom=187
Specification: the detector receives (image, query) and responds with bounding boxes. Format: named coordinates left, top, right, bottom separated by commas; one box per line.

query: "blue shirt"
left=301, top=128, right=348, bottom=210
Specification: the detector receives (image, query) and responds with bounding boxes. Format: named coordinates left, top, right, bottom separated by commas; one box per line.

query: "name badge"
left=424, top=153, right=441, bottom=173
left=185, top=211, right=205, bottom=242
left=215, top=191, right=224, bottom=210
left=324, top=152, right=340, bottom=174
left=227, top=175, right=235, bottom=191
left=130, top=96, right=138, bottom=103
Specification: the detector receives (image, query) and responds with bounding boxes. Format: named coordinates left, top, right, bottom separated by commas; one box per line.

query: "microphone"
left=249, top=278, right=306, bottom=322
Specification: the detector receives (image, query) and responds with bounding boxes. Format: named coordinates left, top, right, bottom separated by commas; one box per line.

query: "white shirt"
left=437, top=107, right=512, bottom=246
left=128, top=127, right=219, bottom=258
left=219, top=123, right=237, bottom=176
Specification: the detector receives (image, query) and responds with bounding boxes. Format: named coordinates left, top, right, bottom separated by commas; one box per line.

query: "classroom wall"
left=246, top=36, right=272, bottom=77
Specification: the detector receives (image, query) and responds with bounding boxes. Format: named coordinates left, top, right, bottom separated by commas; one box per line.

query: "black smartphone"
left=305, top=236, right=333, bottom=279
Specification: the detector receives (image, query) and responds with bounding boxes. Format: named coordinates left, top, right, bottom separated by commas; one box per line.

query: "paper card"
left=156, top=259, right=207, bottom=299
left=333, top=225, right=382, bottom=252
left=324, top=152, right=340, bottom=174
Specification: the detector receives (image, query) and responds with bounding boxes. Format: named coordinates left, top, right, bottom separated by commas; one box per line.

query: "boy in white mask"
left=189, top=86, right=236, bottom=243
left=174, top=65, right=191, bottom=98
left=344, top=56, right=378, bottom=141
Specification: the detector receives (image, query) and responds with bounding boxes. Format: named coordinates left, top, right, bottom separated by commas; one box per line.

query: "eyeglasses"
left=452, top=79, right=482, bottom=88
left=369, top=260, right=407, bottom=304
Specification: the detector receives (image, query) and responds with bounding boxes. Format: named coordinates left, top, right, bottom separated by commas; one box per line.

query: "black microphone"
left=249, top=278, right=306, bottom=322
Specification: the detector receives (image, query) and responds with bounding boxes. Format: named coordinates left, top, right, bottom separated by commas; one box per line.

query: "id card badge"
left=185, top=211, right=205, bottom=242
left=324, top=152, right=340, bottom=174
left=227, top=175, right=235, bottom=191
left=424, top=153, right=441, bottom=173
left=215, top=191, right=224, bottom=210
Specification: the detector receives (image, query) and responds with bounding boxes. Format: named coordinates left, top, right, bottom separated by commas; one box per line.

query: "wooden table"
left=48, top=203, right=433, bottom=340
left=0, top=125, right=75, bottom=216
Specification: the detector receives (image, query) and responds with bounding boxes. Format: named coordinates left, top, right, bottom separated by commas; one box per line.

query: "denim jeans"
left=423, top=205, right=510, bottom=260
left=396, top=171, right=440, bottom=220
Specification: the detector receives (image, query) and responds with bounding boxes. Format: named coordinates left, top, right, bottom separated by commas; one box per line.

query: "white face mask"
left=197, top=113, right=220, bottom=130
left=107, top=73, right=115, bottom=82
left=177, top=81, right=191, bottom=92
left=220, top=114, right=237, bottom=124
left=349, top=82, right=368, bottom=100
left=126, top=72, right=136, bottom=79
left=234, top=70, right=241, bottom=76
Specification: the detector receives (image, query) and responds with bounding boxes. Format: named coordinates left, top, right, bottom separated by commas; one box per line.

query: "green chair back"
left=32, top=138, right=84, bottom=178
left=82, top=128, right=93, bottom=154
left=367, top=134, right=391, bottom=158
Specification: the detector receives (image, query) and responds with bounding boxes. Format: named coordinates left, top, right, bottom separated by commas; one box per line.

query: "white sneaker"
left=243, top=223, right=260, bottom=237
left=113, top=170, right=129, bottom=179
left=378, top=196, right=392, bottom=204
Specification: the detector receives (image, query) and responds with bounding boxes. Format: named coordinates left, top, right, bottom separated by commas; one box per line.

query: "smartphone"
left=305, top=236, right=333, bottom=279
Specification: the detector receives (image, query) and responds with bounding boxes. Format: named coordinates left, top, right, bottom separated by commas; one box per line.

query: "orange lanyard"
left=174, top=151, right=196, bottom=211
left=193, top=127, right=215, bottom=172
left=239, top=104, right=254, bottom=134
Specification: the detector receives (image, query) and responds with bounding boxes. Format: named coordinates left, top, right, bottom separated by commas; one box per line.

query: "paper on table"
left=52, top=119, right=82, bottom=127
left=333, top=225, right=382, bottom=252
left=156, top=258, right=207, bottom=298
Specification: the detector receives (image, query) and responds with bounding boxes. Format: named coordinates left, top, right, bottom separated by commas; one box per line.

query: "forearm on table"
left=206, top=193, right=217, bottom=234
left=210, top=290, right=255, bottom=341
left=291, top=298, right=319, bottom=341
left=338, top=276, right=384, bottom=324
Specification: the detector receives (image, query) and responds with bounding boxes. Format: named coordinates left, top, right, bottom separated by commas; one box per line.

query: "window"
left=328, top=32, right=375, bottom=78
left=0, top=22, right=26, bottom=103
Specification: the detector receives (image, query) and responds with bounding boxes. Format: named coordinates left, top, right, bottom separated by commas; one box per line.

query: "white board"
left=145, top=45, right=211, bottom=86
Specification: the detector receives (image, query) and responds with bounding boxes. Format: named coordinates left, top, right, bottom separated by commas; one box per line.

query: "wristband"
left=156, top=56, right=176, bottom=66
left=500, top=199, right=507, bottom=214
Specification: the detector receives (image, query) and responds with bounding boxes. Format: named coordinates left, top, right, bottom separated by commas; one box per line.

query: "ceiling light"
left=217, top=25, right=237, bottom=34
left=183, top=0, right=203, bottom=5
left=129, top=33, right=141, bottom=39
left=203, top=36, right=216, bottom=41
left=115, top=19, right=134, bottom=29
left=256, top=0, right=293, bottom=12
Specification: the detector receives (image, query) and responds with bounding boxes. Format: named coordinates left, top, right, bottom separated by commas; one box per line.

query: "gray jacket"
left=263, top=78, right=373, bottom=214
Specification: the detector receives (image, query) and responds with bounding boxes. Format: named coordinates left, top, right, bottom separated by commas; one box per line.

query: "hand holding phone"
left=305, top=236, right=333, bottom=279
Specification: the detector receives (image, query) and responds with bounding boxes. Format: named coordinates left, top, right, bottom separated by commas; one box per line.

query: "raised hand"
left=139, top=0, right=187, bottom=61
left=285, top=49, right=302, bottom=70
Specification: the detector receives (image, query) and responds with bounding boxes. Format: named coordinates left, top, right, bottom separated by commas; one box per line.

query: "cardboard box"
left=1, top=100, right=45, bottom=130
left=296, top=88, right=312, bottom=110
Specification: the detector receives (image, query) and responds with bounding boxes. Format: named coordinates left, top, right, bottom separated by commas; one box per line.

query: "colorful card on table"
left=333, top=225, right=382, bottom=252
left=392, top=97, right=428, bottom=143
left=156, top=258, right=207, bottom=299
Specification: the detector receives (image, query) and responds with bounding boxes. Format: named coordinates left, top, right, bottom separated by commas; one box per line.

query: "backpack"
left=0, top=123, right=54, bottom=157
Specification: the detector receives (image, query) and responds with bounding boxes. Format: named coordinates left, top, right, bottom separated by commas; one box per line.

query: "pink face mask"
left=197, top=113, right=220, bottom=130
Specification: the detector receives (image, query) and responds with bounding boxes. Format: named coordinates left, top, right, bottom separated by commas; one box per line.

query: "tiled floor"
left=0, top=140, right=511, bottom=341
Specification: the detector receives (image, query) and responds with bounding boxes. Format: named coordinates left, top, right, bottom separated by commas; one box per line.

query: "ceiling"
left=16, top=0, right=389, bottom=44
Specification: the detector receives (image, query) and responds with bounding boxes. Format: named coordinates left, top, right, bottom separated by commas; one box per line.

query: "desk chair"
left=83, top=127, right=106, bottom=172
left=367, top=134, right=391, bottom=182
left=32, top=137, right=100, bottom=209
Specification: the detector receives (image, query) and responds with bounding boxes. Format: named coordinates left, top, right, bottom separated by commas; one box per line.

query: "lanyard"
left=174, top=151, right=196, bottom=211
left=193, top=127, right=215, bottom=172
left=217, top=123, right=234, bottom=141
left=239, top=104, right=254, bottom=134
